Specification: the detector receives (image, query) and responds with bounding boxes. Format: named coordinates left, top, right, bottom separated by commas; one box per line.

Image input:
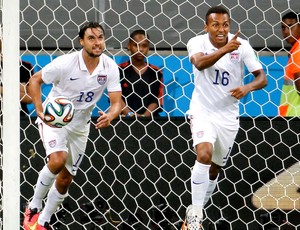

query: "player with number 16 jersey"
left=187, top=32, right=264, bottom=127
left=182, top=6, right=267, bottom=230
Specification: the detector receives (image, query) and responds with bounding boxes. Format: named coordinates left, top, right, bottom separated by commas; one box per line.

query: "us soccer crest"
left=48, top=139, right=56, bottom=148
left=97, top=75, right=107, bottom=85
left=196, top=131, right=204, bottom=138
left=230, top=52, right=239, bottom=63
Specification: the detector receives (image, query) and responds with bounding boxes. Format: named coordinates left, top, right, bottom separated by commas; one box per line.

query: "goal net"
left=2, top=0, right=300, bottom=229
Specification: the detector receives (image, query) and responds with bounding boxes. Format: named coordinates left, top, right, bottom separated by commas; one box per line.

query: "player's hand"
left=95, top=111, right=111, bottom=129
left=230, top=85, right=250, bottom=99
left=37, top=111, right=45, bottom=121
left=232, top=31, right=240, bottom=40
left=225, top=31, right=241, bottom=53
left=37, top=111, right=57, bottom=128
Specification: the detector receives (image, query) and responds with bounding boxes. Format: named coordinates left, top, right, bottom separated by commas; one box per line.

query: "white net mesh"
left=1, top=0, right=300, bottom=229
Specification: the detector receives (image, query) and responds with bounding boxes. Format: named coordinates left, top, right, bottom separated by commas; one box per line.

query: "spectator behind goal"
left=279, top=11, right=300, bottom=116
left=119, top=29, right=164, bottom=118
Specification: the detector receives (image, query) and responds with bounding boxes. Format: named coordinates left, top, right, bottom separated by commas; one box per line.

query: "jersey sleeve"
left=106, top=59, right=121, bottom=92
left=42, top=56, right=63, bottom=84
left=187, top=35, right=204, bottom=59
left=289, top=44, right=300, bottom=74
left=241, top=40, right=263, bottom=73
left=147, top=71, right=162, bottom=105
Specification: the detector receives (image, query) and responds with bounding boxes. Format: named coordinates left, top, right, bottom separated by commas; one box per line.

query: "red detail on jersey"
left=230, top=52, right=239, bottom=63
left=196, top=131, right=204, bottom=138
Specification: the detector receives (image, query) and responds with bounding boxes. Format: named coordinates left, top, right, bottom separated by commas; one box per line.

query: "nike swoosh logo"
left=40, top=181, right=50, bottom=186
left=192, top=181, right=204, bottom=185
left=28, top=222, right=38, bottom=230
left=70, top=77, right=80, bottom=81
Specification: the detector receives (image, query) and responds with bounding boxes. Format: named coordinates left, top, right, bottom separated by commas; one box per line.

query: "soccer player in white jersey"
left=23, top=21, right=123, bottom=230
left=182, top=6, right=267, bottom=230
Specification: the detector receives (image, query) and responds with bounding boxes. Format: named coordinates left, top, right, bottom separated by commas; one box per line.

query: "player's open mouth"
left=217, top=35, right=225, bottom=39
left=93, top=48, right=102, bottom=54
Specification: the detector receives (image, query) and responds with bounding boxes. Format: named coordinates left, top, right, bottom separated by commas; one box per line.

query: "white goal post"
left=1, top=0, right=20, bottom=229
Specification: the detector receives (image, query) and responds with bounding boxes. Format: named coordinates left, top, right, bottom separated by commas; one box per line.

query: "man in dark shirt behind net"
left=119, top=30, right=163, bottom=118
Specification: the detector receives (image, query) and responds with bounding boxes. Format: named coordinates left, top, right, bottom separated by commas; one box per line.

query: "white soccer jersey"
left=41, top=50, right=121, bottom=130
left=43, top=50, right=121, bottom=111
left=187, top=33, right=263, bottom=126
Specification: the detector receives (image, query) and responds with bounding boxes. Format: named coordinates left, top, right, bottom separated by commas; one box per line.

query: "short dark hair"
left=206, top=5, right=230, bottom=24
left=129, top=29, right=150, bottom=42
left=78, top=21, right=105, bottom=39
left=282, top=11, right=300, bottom=23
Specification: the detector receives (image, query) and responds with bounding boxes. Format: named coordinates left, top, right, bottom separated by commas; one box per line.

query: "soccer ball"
left=43, top=96, right=74, bottom=128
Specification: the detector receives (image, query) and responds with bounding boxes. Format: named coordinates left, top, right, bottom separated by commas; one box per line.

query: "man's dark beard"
left=86, top=50, right=102, bottom=58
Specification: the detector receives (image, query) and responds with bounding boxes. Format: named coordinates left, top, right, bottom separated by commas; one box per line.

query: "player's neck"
left=131, top=59, right=147, bottom=75
left=83, top=55, right=100, bottom=74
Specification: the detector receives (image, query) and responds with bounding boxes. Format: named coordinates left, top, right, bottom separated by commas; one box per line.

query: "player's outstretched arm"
left=191, top=31, right=241, bottom=71
left=230, top=69, right=267, bottom=99
left=247, top=69, right=268, bottom=91
left=28, top=70, right=45, bottom=120
left=190, top=49, right=226, bottom=71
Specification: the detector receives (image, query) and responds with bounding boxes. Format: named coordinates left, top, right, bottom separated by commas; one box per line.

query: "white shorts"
left=38, top=122, right=89, bottom=176
left=189, top=114, right=239, bottom=166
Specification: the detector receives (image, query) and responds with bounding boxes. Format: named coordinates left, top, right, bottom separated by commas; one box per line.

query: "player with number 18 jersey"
left=41, top=49, right=121, bottom=132
left=23, top=22, right=123, bottom=230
